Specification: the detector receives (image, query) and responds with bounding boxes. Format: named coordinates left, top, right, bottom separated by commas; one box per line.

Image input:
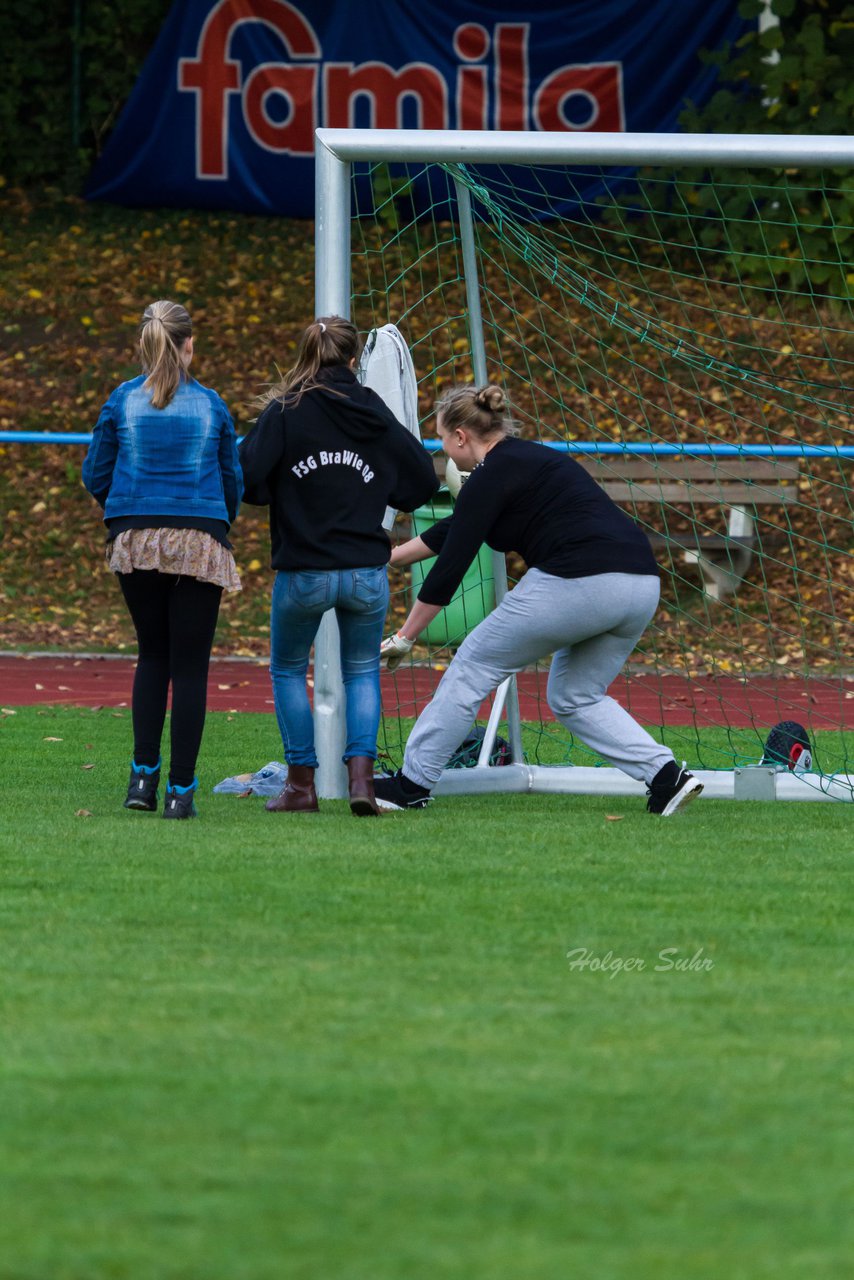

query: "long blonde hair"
left=257, top=316, right=361, bottom=409
left=139, top=300, right=193, bottom=409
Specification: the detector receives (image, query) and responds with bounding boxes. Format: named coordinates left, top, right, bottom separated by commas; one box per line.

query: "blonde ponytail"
left=256, top=315, right=361, bottom=409
left=139, top=300, right=193, bottom=409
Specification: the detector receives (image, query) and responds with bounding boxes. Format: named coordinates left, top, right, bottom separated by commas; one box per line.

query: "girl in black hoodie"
left=239, top=316, right=437, bottom=816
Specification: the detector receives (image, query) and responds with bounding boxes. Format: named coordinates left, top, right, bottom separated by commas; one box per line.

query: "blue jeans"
left=270, top=567, right=390, bottom=766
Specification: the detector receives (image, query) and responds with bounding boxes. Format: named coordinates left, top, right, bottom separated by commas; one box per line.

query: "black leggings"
left=118, top=571, right=223, bottom=787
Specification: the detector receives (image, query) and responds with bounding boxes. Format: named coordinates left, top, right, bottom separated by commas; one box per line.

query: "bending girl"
left=376, top=385, right=702, bottom=817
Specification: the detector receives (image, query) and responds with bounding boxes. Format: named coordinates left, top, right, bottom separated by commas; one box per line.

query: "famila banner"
left=87, top=0, right=747, bottom=217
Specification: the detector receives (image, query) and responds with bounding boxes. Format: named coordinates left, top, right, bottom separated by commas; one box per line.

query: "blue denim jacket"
left=82, top=375, right=243, bottom=525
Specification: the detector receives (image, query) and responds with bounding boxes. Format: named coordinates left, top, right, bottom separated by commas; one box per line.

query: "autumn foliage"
left=1, top=187, right=851, bottom=676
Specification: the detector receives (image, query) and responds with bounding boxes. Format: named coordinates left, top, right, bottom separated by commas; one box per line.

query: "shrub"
left=608, top=0, right=854, bottom=296
left=0, top=0, right=171, bottom=188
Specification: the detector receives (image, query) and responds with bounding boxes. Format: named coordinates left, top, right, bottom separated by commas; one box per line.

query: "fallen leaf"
left=80, top=763, right=96, bottom=770
left=605, top=815, right=624, bottom=822
left=75, top=809, right=93, bottom=818
left=43, top=736, right=63, bottom=742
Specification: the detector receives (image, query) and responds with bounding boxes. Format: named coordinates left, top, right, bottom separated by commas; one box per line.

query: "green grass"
left=1, top=708, right=853, bottom=1280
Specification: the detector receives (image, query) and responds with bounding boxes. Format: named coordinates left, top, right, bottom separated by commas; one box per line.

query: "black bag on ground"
left=448, top=726, right=511, bottom=769
left=760, top=720, right=813, bottom=772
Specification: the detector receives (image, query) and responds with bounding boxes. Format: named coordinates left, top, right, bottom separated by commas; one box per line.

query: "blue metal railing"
left=2, top=432, right=853, bottom=458
left=423, top=441, right=854, bottom=458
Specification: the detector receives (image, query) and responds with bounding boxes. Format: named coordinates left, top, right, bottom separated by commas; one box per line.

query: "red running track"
left=1, top=655, right=851, bottom=729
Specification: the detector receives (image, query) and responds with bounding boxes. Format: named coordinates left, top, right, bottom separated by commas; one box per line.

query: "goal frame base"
left=433, top=765, right=853, bottom=803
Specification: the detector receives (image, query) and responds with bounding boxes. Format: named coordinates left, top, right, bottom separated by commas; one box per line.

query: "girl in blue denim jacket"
left=83, top=300, right=243, bottom=819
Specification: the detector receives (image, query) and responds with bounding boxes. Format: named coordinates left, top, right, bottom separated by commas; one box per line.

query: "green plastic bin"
left=410, top=501, right=495, bottom=646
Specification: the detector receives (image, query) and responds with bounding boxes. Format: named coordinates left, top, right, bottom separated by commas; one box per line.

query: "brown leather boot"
left=265, top=765, right=319, bottom=813
left=347, top=756, right=381, bottom=817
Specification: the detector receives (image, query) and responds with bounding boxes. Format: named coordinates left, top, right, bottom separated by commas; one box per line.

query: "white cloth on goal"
left=358, top=323, right=421, bottom=531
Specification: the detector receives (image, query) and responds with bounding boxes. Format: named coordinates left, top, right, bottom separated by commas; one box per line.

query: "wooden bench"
left=575, top=455, right=801, bottom=600
left=415, top=452, right=800, bottom=601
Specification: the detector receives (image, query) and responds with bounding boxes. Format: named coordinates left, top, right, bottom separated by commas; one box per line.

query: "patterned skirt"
left=107, top=528, right=242, bottom=593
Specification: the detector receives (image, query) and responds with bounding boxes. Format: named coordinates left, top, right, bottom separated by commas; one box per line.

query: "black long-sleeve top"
left=418, top=437, right=657, bottom=606
left=239, top=366, right=438, bottom=570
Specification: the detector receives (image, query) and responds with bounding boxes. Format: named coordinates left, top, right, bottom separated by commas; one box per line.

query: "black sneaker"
left=124, top=759, right=161, bottom=812
left=373, top=770, right=432, bottom=811
left=163, top=779, right=198, bottom=820
left=646, top=761, right=704, bottom=816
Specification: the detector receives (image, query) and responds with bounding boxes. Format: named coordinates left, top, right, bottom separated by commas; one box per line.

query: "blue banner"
left=87, top=0, right=748, bottom=217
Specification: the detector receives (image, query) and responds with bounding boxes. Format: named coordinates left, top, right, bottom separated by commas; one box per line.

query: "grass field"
left=2, top=707, right=853, bottom=1279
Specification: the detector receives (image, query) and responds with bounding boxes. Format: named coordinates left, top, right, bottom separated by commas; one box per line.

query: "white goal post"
left=312, top=128, right=854, bottom=803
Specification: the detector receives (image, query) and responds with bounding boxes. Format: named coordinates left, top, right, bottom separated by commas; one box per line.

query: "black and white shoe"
left=373, top=770, right=432, bottom=811
left=646, top=761, right=703, bottom=816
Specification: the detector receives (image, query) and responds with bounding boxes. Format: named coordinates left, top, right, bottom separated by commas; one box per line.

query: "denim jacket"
left=82, top=375, right=243, bottom=525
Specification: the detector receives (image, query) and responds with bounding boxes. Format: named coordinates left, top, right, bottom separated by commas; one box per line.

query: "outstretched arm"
left=380, top=598, right=442, bottom=670
left=397, top=599, right=441, bottom=643
left=390, top=536, right=435, bottom=568
left=382, top=536, right=441, bottom=668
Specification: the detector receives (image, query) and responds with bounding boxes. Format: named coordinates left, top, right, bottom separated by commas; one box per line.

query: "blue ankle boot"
left=163, top=778, right=198, bottom=820
left=124, top=758, right=161, bottom=812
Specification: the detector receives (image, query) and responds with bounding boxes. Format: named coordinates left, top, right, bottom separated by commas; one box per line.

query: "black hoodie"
left=239, top=365, right=438, bottom=570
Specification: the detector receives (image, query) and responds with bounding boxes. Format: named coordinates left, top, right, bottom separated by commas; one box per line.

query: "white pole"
left=454, top=178, right=525, bottom=765
left=313, top=139, right=351, bottom=799
left=316, top=129, right=854, bottom=168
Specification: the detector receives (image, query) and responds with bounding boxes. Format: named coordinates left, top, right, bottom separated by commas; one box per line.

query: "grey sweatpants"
left=404, top=569, right=674, bottom=788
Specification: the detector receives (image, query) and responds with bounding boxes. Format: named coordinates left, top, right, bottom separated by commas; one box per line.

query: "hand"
left=380, top=631, right=415, bottom=671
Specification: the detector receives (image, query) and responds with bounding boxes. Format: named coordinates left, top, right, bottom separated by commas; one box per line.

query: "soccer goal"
left=313, top=129, right=854, bottom=803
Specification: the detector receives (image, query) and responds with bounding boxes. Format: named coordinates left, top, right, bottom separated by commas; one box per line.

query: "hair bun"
left=475, top=385, right=505, bottom=414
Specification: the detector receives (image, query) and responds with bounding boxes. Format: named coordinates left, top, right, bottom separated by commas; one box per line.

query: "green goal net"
left=343, top=148, right=853, bottom=797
